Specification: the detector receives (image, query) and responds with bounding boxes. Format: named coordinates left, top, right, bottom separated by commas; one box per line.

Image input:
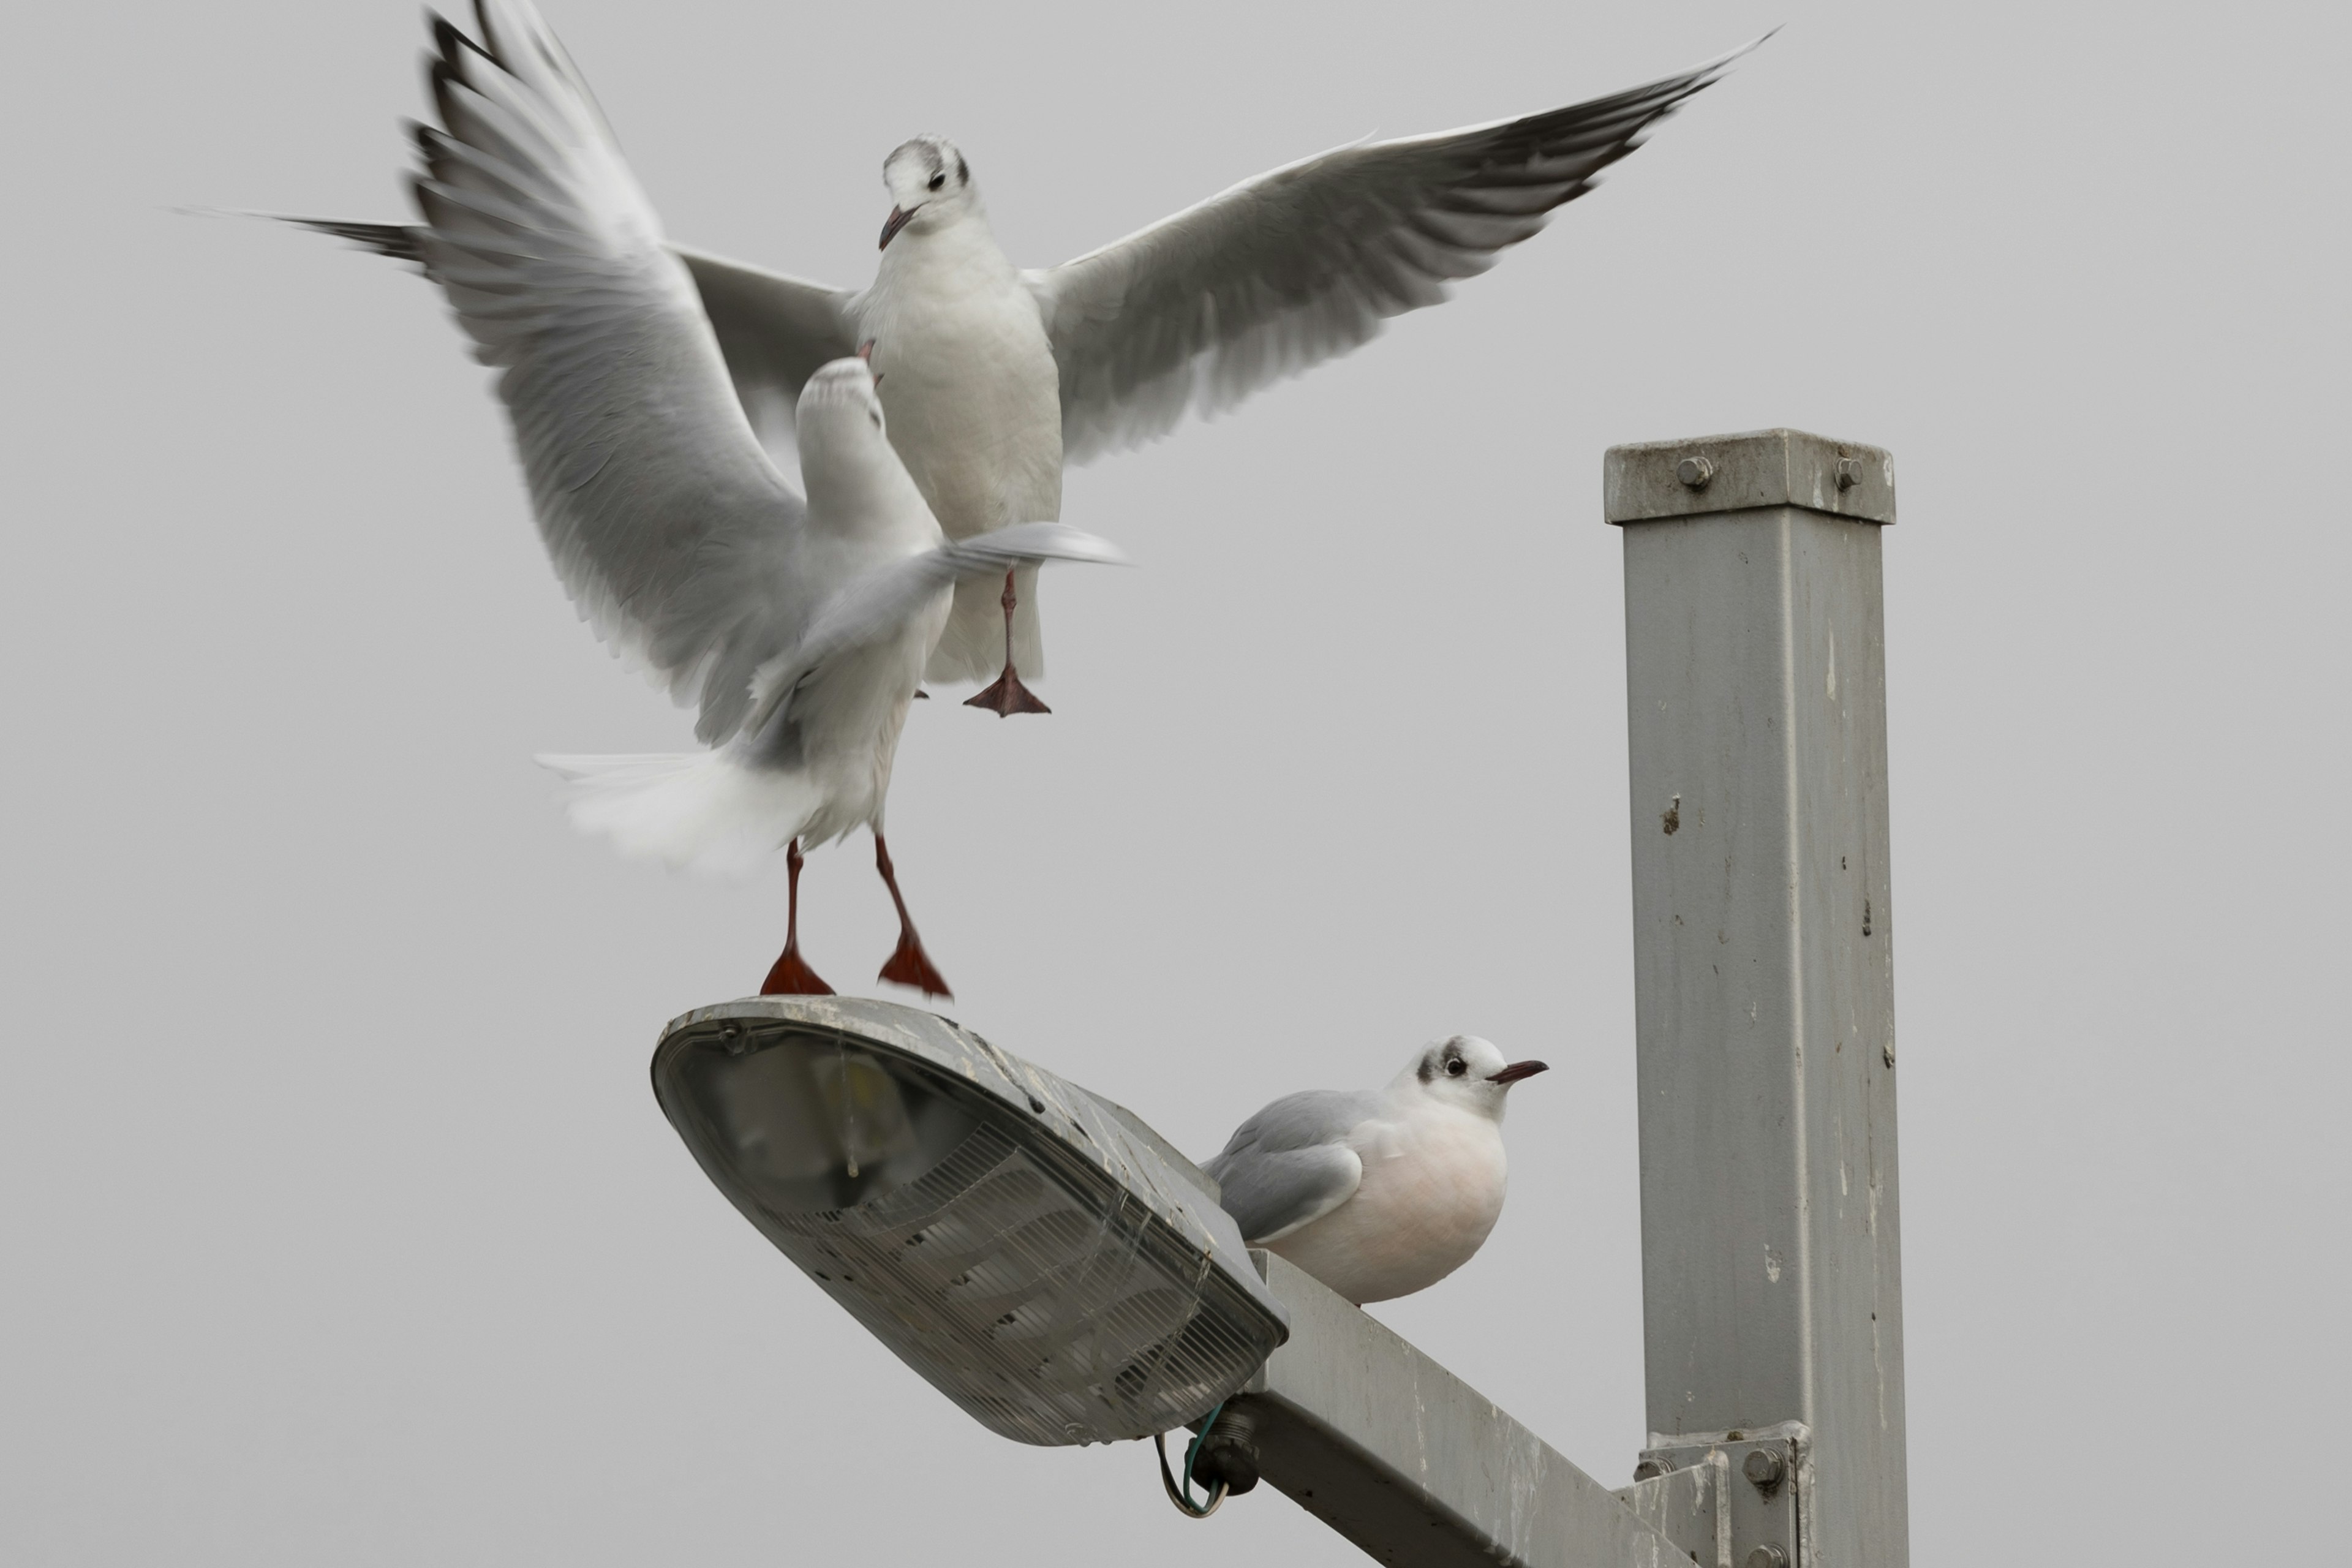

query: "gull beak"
left=1487, top=1060, right=1550, bottom=1085
left=879, top=205, right=918, bottom=250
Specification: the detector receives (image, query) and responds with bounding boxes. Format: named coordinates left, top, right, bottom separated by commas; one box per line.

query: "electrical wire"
left=1155, top=1401, right=1231, bottom=1518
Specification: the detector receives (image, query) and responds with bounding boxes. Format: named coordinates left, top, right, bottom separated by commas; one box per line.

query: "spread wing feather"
left=1028, top=35, right=1770, bottom=463
left=405, top=0, right=824, bottom=745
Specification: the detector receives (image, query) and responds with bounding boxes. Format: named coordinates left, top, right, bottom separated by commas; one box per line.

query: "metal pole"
left=1609, top=429, right=1909, bottom=1568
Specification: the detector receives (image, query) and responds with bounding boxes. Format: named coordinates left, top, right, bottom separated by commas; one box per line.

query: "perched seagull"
left=1200, top=1036, right=1549, bottom=1306
left=275, top=4, right=1768, bottom=714
left=371, top=1, right=1121, bottom=997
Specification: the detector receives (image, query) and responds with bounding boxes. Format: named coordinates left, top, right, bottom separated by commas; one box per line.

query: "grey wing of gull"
left=1200, top=1088, right=1385, bottom=1245
left=408, top=0, right=818, bottom=746
left=671, top=246, right=859, bottom=463
left=1027, top=33, right=1770, bottom=465
left=263, top=219, right=854, bottom=472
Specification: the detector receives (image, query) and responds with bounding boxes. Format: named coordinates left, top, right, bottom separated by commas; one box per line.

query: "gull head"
left=1395, top=1035, right=1548, bottom=1122
left=796, top=357, right=894, bottom=489
left=879, top=135, right=978, bottom=249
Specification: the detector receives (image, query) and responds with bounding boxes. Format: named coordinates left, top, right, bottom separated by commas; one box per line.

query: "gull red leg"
left=760, top=838, right=835, bottom=997
left=872, top=832, right=953, bottom=999
left=963, top=567, right=1051, bottom=717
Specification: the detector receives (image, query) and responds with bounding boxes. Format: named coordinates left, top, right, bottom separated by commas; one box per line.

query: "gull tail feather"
left=537, top=751, right=822, bottom=880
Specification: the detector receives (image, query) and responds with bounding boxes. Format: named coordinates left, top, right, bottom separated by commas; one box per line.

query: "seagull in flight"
left=277, top=4, right=1768, bottom=715
left=1201, top=1036, right=1548, bottom=1305
left=362, top=0, right=1121, bottom=998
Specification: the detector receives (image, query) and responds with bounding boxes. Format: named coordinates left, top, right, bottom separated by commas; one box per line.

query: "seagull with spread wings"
left=372, top=0, right=1121, bottom=998
left=283, top=6, right=1768, bottom=715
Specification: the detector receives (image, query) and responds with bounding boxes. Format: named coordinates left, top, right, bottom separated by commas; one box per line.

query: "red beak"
left=1487, top=1060, right=1550, bottom=1085
left=879, top=205, right=916, bottom=250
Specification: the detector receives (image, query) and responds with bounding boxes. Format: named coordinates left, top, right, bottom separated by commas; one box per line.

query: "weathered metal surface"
left=1223, top=1251, right=1691, bottom=1567
left=1615, top=1449, right=1728, bottom=1566
left=1632, top=1427, right=1807, bottom=1568
left=1604, top=429, right=1895, bottom=527
left=1612, top=435, right=1910, bottom=1567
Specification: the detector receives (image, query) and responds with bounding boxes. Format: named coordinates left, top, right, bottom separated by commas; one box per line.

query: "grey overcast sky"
left=5, top=1, right=2346, bottom=1563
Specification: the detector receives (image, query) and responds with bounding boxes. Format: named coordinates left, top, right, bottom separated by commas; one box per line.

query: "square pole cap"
left=1605, top=428, right=1896, bottom=525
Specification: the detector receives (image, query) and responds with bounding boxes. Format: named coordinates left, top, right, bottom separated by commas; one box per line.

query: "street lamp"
left=644, top=428, right=1909, bottom=1567
left=652, top=995, right=1287, bottom=1448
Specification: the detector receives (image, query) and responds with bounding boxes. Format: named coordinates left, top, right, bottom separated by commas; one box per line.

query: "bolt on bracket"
left=1619, top=1423, right=1809, bottom=1568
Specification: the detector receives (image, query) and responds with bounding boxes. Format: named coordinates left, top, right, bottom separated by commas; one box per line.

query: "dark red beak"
left=1488, top=1060, right=1550, bottom=1085
left=878, top=205, right=916, bottom=250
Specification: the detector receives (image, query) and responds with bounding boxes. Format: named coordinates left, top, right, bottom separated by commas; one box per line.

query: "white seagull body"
left=375, top=1, right=1122, bottom=996
left=280, top=9, right=1766, bottom=706
left=1201, top=1036, right=1548, bottom=1305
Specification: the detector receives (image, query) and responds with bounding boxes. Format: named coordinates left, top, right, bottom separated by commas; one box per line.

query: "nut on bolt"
left=1743, top=1448, right=1786, bottom=1492
left=1834, top=455, right=1863, bottom=492
left=1676, top=455, right=1715, bottom=490
left=1632, top=1455, right=1673, bottom=1482
left=1744, top=1547, right=1789, bottom=1568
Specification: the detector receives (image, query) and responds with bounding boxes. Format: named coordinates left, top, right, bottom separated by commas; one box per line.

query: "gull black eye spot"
left=927, top=172, right=946, bottom=190
left=1444, top=1057, right=1466, bottom=1077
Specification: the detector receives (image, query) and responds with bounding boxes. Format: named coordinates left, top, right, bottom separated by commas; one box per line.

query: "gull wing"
left=407, top=0, right=827, bottom=745
left=670, top=246, right=859, bottom=462
left=1202, top=1088, right=1389, bottom=1245
left=1027, top=36, right=1768, bottom=464
left=264, top=222, right=856, bottom=472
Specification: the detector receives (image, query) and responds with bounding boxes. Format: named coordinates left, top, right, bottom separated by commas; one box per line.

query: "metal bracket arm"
left=1218, top=1252, right=1694, bottom=1567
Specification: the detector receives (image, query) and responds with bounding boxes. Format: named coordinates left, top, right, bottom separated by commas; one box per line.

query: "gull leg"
left=964, top=568, right=1051, bottom=717
left=873, top=832, right=954, bottom=999
left=760, top=839, right=835, bottom=997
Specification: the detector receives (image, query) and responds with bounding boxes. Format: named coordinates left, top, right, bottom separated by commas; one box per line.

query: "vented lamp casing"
left=652, top=997, right=1287, bottom=1447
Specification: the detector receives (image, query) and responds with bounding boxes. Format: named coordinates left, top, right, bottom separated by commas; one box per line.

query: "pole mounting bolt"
left=1742, top=1447, right=1786, bottom=1494
left=1834, top=456, right=1863, bottom=491
left=1632, top=1455, right=1674, bottom=1482
left=1744, top=1547, right=1789, bottom=1568
left=1675, top=455, right=1715, bottom=489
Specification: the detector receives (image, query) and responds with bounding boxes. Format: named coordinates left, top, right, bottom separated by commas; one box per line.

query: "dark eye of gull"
left=927, top=172, right=946, bottom=190
left=1445, top=1057, right=1466, bottom=1077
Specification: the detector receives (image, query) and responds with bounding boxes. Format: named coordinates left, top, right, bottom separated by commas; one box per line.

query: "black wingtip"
left=178, top=205, right=424, bottom=266
left=1695, top=26, right=1782, bottom=82
left=428, top=9, right=489, bottom=64
left=285, top=214, right=427, bottom=265
left=424, top=9, right=496, bottom=105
